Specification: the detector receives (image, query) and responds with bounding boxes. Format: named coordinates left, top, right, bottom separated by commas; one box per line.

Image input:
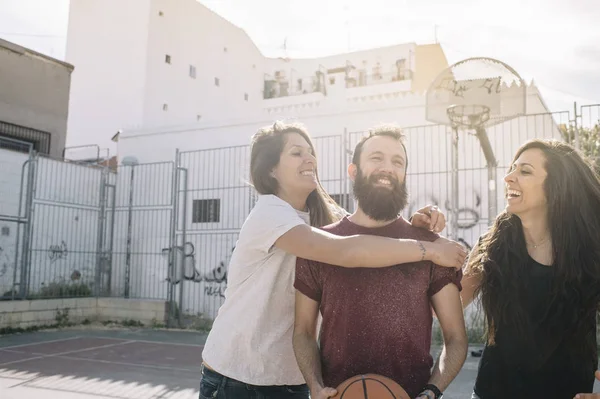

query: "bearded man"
left=292, top=125, right=468, bottom=399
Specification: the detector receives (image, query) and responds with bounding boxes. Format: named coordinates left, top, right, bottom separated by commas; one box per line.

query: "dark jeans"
left=199, top=365, right=310, bottom=399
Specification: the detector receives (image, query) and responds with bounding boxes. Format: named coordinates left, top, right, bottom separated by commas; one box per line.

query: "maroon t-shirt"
left=294, top=216, right=462, bottom=398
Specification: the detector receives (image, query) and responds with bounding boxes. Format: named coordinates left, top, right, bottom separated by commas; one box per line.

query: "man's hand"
left=410, top=205, right=445, bottom=233
left=311, top=386, right=338, bottom=399
left=573, top=370, right=600, bottom=398
left=424, top=237, right=467, bottom=269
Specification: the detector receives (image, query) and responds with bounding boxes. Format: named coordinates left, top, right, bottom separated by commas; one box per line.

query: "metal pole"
left=488, top=167, right=497, bottom=226
left=573, top=101, right=581, bottom=150
left=124, top=165, right=135, bottom=298
left=475, top=127, right=498, bottom=226
left=95, top=168, right=108, bottom=296
left=177, top=167, right=188, bottom=328
left=342, top=128, right=349, bottom=211
left=104, top=182, right=116, bottom=296
left=12, top=154, right=33, bottom=298
left=167, top=150, right=180, bottom=327
left=19, top=154, right=37, bottom=299
left=451, top=127, right=459, bottom=240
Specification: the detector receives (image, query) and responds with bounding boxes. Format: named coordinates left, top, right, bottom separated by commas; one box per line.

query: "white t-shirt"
left=202, top=194, right=310, bottom=386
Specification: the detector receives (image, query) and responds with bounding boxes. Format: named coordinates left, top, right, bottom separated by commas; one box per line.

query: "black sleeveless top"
left=474, top=256, right=598, bottom=399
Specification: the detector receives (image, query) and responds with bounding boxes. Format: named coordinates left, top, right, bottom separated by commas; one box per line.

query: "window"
left=329, top=76, right=336, bottom=85
left=158, top=11, right=164, bottom=16
left=224, top=47, right=228, bottom=52
left=1, top=226, right=9, bottom=236
left=215, top=77, right=220, bottom=86
left=196, top=114, right=202, bottom=121
left=165, top=54, right=171, bottom=64
left=189, top=65, right=196, bottom=79
left=192, top=199, right=220, bottom=223
left=0, top=121, right=50, bottom=154
left=244, top=93, right=248, bottom=101
left=162, top=103, right=168, bottom=111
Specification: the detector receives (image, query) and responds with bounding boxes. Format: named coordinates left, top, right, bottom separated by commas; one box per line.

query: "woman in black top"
left=461, top=139, right=600, bottom=399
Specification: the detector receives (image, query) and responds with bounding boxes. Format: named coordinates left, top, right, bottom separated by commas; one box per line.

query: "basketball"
left=331, top=374, right=411, bottom=399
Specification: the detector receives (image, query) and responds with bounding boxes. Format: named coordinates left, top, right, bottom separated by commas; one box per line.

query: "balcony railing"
left=263, top=75, right=326, bottom=99
left=345, top=70, right=413, bottom=89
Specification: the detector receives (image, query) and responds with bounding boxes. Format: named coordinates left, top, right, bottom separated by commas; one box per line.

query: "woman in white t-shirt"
left=199, top=121, right=467, bottom=399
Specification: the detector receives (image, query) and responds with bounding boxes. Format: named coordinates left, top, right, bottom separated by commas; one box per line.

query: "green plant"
left=28, top=282, right=92, bottom=299
left=55, top=308, right=71, bottom=327
left=560, top=124, right=600, bottom=174
left=121, top=319, right=144, bottom=327
left=151, top=317, right=166, bottom=329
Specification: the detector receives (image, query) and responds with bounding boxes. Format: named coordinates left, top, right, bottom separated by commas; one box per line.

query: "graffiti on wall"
left=162, top=242, right=233, bottom=298
left=0, top=246, right=10, bottom=279
left=407, top=188, right=484, bottom=251
left=47, top=240, right=68, bottom=263
left=0, top=229, right=16, bottom=296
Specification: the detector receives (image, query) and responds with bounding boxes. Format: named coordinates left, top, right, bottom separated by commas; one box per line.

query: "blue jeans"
left=199, top=365, right=310, bottom=399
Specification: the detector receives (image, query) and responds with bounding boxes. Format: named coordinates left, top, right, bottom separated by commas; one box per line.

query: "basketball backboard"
left=426, top=57, right=526, bottom=129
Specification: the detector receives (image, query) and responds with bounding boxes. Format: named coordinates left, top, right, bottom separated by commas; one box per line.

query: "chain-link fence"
left=0, top=104, right=597, bottom=328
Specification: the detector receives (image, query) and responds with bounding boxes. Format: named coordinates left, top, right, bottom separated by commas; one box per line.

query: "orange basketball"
left=331, top=374, right=411, bottom=399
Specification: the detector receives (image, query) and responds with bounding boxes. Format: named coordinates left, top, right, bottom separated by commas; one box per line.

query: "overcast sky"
left=1, top=0, right=598, bottom=119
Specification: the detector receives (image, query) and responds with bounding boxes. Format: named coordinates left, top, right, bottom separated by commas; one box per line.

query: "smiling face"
left=271, top=132, right=318, bottom=198
left=504, top=148, right=549, bottom=217
left=350, top=134, right=408, bottom=221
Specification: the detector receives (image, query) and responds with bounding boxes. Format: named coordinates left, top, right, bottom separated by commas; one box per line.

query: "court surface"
left=0, top=328, right=598, bottom=398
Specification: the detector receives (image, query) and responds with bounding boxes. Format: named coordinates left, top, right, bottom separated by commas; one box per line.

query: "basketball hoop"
left=446, top=104, right=490, bottom=130
left=425, top=57, right=526, bottom=239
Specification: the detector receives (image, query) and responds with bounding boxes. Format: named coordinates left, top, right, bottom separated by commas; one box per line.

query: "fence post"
left=166, top=149, right=180, bottom=328
left=18, top=152, right=37, bottom=299
left=94, top=167, right=108, bottom=297
left=342, top=128, right=349, bottom=210
left=124, top=164, right=135, bottom=298
left=177, top=165, right=188, bottom=328
left=573, top=101, right=581, bottom=150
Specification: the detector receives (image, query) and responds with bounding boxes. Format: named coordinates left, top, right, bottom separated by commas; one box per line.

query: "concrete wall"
left=142, top=0, right=265, bottom=128
left=65, top=0, right=152, bottom=155
left=0, top=297, right=167, bottom=329
left=0, top=39, right=74, bottom=158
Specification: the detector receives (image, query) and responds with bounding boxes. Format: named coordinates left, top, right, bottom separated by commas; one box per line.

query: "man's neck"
left=347, top=207, right=399, bottom=229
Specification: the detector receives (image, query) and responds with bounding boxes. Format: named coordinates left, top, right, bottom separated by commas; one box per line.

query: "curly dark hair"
left=467, top=139, right=600, bottom=365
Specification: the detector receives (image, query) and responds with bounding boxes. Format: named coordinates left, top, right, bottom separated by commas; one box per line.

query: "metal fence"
left=0, top=104, right=598, bottom=327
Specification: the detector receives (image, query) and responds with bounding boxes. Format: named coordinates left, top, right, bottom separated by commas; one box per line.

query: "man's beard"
left=352, top=168, right=408, bottom=221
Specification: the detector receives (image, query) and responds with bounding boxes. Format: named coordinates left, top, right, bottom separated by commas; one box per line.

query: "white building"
left=61, top=0, right=564, bottom=321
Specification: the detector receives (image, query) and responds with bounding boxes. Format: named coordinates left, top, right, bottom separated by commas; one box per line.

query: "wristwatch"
left=420, top=384, right=443, bottom=399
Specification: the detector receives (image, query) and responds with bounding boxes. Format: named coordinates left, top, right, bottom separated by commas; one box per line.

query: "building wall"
left=117, top=85, right=548, bottom=163
left=0, top=40, right=73, bottom=158
left=142, top=0, right=265, bottom=128
left=65, top=0, right=153, bottom=154
left=411, top=43, right=450, bottom=93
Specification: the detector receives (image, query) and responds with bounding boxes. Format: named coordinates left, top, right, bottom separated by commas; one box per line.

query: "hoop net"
left=446, top=104, right=490, bottom=130
left=426, top=57, right=526, bottom=129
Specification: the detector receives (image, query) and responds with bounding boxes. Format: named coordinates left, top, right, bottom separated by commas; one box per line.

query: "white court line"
left=50, top=354, right=201, bottom=373
left=0, top=348, right=200, bottom=373
left=1, top=335, right=205, bottom=349
left=0, top=340, right=135, bottom=367
left=87, top=337, right=206, bottom=348
left=0, top=336, right=83, bottom=350
left=6, top=383, right=134, bottom=399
